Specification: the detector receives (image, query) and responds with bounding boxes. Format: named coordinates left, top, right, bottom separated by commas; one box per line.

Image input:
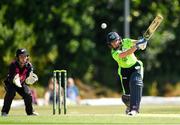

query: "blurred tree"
left=0, top=0, right=180, bottom=96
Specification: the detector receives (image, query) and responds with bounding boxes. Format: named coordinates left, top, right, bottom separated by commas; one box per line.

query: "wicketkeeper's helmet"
left=16, top=48, right=29, bottom=57
left=106, top=32, right=122, bottom=45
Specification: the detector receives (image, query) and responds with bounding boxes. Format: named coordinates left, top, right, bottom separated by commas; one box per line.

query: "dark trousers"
left=121, top=62, right=142, bottom=94
left=1, top=81, right=34, bottom=115
left=121, top=62, right=143, bottom=111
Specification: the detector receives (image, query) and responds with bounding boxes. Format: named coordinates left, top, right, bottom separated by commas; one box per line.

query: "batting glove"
left=136, top=38, right=147, bottom=50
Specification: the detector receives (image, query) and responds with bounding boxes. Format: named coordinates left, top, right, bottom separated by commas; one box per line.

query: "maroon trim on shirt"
left=7, top=60, right=32, bottom=84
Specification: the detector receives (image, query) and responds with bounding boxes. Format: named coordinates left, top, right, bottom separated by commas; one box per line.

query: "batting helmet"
left=106, top=32, right=121, bottom=45
left=16, top=48, right=29, bottom=57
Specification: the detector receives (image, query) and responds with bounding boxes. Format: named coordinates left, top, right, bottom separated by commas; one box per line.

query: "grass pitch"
left=0, top=104, right=180, bottom=125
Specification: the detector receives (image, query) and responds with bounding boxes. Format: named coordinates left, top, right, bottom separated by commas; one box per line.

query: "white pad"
left=13, top=74, right=22, bottom=87
left=25, top=72, right=38, bottom=85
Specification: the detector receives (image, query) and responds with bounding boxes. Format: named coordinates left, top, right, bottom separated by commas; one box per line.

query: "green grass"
left=0, top=104, right=180, bottom=125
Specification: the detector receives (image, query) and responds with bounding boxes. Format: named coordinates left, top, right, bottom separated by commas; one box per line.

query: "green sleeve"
left=111, top=38, right=138, bottom=68
left=111, top=49, right=121, bottom=62
left=122, top=38, right=134, bottom=48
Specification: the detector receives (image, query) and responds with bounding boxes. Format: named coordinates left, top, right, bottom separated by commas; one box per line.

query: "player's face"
left=111, top=39, right=121, bottom=49
left=18, top=54, right=28, bottom=66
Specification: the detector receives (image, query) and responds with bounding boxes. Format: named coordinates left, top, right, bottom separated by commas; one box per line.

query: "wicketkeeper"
left=1, top=48, right=38, bottom=116
left=106, top=32, right=147, bottom=116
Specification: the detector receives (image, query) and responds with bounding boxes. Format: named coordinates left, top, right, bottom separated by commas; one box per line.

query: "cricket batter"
left=1, top=48, right=38, bottom=116
left=106, top=32, right=147, bottom=116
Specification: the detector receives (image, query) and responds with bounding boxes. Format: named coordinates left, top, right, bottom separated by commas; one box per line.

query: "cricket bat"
left=143, top=14, right=164, bottom=40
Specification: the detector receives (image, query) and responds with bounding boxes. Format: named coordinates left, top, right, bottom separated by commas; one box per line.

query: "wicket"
left=53, top=70, right=67, bottom=115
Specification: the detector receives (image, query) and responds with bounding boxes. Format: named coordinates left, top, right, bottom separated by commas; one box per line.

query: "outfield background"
left=0, top=102, right=180, bottom=124
left=1, top=96, right=180, bottom=107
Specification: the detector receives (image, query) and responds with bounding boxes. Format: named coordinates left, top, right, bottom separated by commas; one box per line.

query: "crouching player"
left=106, top=32, right=147, bottom=116
left=1, top=48, right=38, bottom=116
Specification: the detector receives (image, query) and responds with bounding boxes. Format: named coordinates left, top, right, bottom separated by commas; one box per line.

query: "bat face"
left=143, top=15, right=164, bottom=40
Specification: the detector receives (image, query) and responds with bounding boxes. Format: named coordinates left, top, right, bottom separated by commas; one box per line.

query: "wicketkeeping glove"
left=25, top=72, right=38, bottom=85
left=136, top=38, right=147, bottom=50
left=13, top=74, right=22, bottom=87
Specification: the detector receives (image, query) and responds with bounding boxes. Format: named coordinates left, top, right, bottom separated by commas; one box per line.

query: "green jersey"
left=111, top=38, right=138, bottom=74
